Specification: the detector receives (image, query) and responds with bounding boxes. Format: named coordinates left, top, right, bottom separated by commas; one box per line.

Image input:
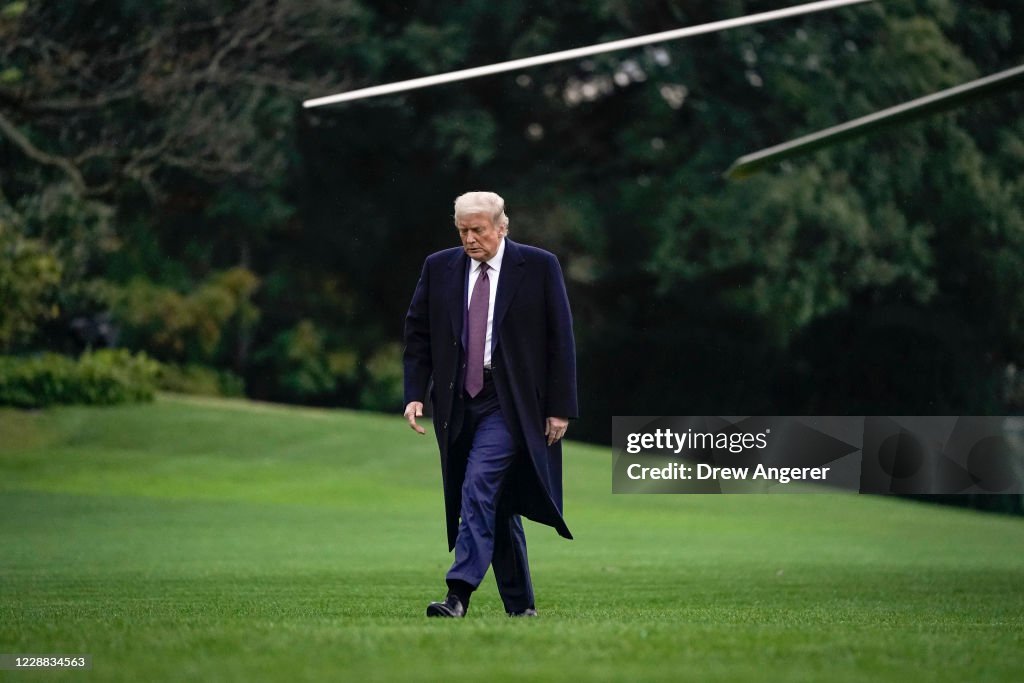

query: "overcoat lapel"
left=492, top=239, right=526, bottom=348
left=446, top=249, right=467, bottom=343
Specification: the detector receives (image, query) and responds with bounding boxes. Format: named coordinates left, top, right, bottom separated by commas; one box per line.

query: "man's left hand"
left=545, top=416, right=569, bottom=446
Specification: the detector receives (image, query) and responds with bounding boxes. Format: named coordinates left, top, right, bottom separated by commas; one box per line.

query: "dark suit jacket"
left=403, top=238, right=578, bottom=550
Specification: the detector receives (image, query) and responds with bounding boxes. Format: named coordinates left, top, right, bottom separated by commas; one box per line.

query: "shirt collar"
left=476, top=237, right=505, bottom=274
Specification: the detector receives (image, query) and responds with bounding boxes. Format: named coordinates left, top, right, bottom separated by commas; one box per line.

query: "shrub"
left=0, top=349, right=160, bottom=408
left=360, top=342, right=404, bottom=412
left=104, top=267, right=260, bottom=364
left=156, top=363, right=245, bottom=397
left=0, top=221, right=63, bottom=352
left=254, top=320, right=337, bottom=402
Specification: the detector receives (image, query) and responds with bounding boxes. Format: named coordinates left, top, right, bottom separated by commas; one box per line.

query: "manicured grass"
left=1, top=394, right=1022, bottom=682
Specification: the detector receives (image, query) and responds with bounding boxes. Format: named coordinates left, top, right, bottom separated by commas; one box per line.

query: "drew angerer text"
left=626, top=462, right=831, bottom=484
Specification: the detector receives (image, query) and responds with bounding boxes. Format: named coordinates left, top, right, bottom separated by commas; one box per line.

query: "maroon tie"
left=464, top=263, right=490, bottom=397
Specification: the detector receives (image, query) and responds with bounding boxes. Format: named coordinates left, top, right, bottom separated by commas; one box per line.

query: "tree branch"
left=0, top=110, right=86, bottom=193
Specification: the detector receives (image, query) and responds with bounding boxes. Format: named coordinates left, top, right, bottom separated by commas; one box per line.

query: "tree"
left=0, top=191, right=62, bottom=351
left=0, top=0, right=363, bottom=201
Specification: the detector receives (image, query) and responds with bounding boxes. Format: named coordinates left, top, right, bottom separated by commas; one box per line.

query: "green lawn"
left=1, top=394, right=1022, bottom=682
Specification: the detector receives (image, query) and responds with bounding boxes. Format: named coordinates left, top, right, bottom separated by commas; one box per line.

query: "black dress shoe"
left=508, top=607, right=538, bottom=617
left=426, top=594, right=465, bottom=618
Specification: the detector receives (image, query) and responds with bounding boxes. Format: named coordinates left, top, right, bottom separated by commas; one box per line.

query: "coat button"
left=449, top=381, right=454, bottom=389
left=461, top=363, right=466, bottom=369
left=442, top=421, right=448, bottom=430
left=452, top=340, right=457, bottom=347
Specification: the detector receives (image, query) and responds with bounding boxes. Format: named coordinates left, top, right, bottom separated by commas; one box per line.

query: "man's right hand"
left=404, top=401, right=426, bottom=434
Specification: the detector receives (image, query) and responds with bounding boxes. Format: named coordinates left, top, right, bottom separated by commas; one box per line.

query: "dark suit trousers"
left=445, top=373, right=535, bottom=612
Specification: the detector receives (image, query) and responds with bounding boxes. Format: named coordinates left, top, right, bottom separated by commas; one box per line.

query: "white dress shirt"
left=466, top=237, right=504, bottom=369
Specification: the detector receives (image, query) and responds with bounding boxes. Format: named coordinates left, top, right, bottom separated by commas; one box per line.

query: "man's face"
left=456, top=212, right=505, bottom=262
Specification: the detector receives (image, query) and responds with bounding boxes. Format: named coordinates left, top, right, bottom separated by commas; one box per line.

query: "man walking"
left=403, top=191, right=578, bottom=618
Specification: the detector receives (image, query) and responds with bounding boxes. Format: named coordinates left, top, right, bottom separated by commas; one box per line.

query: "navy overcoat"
left=403, top=238, right=578, bottom=550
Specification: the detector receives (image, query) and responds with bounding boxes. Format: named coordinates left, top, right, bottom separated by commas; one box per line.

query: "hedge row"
left=0, top=350, right=160, bottom=408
